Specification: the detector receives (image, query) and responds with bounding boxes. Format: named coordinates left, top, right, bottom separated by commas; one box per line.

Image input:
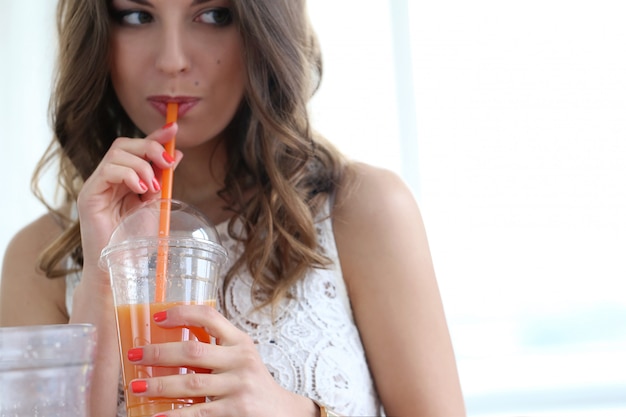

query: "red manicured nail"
left=128, top=348, right=143, bottom=362
left=138, top=180, right=148, bottom=192
left=162, top=151, right=175, bottom=164
left=131, top=380, right=147, bottom=394
left=153, top=311, right=167, bottom=322
left=152, top=178, right=161, bottom=191
left=162, top=121, right=174, bottom=129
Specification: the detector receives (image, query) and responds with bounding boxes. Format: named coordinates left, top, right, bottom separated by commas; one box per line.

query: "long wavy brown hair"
left=33, top=0, right=347, bottom=308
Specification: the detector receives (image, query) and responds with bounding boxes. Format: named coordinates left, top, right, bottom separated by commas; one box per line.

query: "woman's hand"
left=126, top=305, right=318, bottom=417
left=76, top=123, right=183, bottom=275
left=71, top=124, right=184, bottom=417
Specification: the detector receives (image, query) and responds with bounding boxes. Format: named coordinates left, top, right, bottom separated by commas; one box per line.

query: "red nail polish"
left=162, top=151, right=175, bottom=164
left=153, top=311, right=167, bottom=322
left=152, top=178, right=161, bottom=191
left=130, top=380, right=147, bottom=394
left=128, top=348, right=143, bottom=361
left=139, top=180, right=148, bottom=192
left=162, top=121, right=174, bottom=129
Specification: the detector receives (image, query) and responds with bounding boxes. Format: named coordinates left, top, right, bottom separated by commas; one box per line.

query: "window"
left=311, top=1, right=626, bottom=415
left=407, top=1, right=626, bottom=415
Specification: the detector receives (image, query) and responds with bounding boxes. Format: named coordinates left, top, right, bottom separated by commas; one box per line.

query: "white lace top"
left=66, top=203, right=384, bottom=416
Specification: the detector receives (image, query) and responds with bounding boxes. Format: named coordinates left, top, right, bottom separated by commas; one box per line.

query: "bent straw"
left=155, top=102, right=178, bottom=303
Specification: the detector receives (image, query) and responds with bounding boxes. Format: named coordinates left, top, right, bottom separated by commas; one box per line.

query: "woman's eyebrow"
left=127, top=0, right=152, bottom=6
left=123, top=0, right=215, bottom=7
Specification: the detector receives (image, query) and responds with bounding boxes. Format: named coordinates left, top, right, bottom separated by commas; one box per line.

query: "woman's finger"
left=145, top=121, right=179, bottom=146
left=84, top=126, right=182, bottom=196
left=129, top=339, right=233, bottom=372
left=140, top=122, right=183, bottom=168
left=98, top=161, right=157, bottom=194
left=128, top=371, right=236, bottom=399
left=154, top=304, right=247, bottom=347
left=104, top=131, right=178, bottom=171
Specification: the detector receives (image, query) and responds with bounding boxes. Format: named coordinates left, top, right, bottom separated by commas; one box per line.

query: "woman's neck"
left=171, top=139, right=231, bottom=225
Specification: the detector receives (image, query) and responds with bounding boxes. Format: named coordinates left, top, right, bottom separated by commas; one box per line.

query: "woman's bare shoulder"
left=5, top=212, right=65, bottom=258
left=331, top=163, right=466, bottom=415
left=0, top=212, right=69, bottom=326
left=331, top=160, right=425, bottom=291
left=333, top=161, right=418, bottom=228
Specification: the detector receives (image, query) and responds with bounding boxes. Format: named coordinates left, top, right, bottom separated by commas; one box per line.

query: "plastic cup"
left=0, top=323, right=97, bottom=416
left=100, top=199, right=228, bottom=417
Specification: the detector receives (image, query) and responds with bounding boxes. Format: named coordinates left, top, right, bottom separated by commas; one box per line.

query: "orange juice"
left=115, top=300, right=215, bottom=417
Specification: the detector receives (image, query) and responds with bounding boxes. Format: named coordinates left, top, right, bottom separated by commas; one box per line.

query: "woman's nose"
left=155, top=27, right=190, bottom=75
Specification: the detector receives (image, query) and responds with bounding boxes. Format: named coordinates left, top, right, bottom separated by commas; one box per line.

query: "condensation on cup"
left=100, top=198, right=228, bottom=417
left=0, top=323, right=97, bottom=417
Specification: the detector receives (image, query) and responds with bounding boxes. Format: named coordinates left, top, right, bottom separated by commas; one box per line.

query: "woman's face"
left=109, top=0, right=246, bottom=149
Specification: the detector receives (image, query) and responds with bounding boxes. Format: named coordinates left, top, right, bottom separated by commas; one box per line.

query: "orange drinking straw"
left=155, top=102, right=178, bottom=302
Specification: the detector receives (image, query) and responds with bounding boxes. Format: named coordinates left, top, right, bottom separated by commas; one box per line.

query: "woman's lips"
left=148, top=96, right=200, bottom=118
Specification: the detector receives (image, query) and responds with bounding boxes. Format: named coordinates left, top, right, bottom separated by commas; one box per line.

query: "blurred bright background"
left=2, top=1, right=626, bottom=416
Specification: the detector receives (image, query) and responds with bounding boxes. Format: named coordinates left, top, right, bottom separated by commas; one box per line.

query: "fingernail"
left=152, top=178, right=161, bottom=191
left=162, top=121, right=174, bottom=129
left=153, top=311, right=167, bottom=322
left=128, top=348, right=143, bottom=361
left=130, top=380, right=147, bottom=394
left=139, top=180, right=148, bottom=192
left=162, top=151, right=175, bottom=164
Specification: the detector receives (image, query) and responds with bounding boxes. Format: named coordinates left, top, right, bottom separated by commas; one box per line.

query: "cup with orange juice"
left=100, top=199, right=228, bottom=417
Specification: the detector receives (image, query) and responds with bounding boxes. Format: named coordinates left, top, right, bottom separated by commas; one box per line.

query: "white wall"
left=0, top=2, right=57, bottom=274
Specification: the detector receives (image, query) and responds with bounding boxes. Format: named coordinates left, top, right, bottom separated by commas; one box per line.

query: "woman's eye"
left=196, top=8, right=233, bottom=26
left=112, top=10, right=153, bottom=26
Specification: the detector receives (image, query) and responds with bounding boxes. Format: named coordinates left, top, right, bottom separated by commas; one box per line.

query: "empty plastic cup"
left=0, top=323, right=97, bottom=416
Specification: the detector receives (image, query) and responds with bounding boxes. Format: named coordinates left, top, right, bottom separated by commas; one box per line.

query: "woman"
left=0, top=0, right=466, bottom=415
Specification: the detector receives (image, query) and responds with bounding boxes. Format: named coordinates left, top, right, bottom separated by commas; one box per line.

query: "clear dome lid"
left=100, top=199, right=228, bottom=267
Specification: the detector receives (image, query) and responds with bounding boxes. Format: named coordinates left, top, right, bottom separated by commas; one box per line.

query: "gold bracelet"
left=313, top=399, right=342, bottom=417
